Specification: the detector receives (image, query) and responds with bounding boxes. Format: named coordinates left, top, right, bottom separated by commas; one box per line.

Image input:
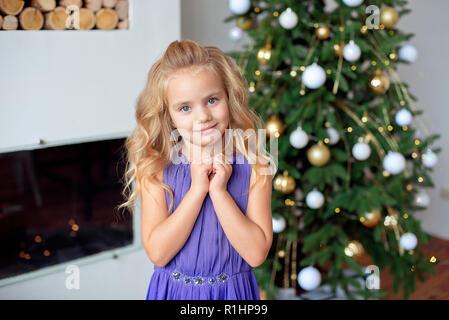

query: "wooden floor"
left=362, top=236, right=449, bottom=299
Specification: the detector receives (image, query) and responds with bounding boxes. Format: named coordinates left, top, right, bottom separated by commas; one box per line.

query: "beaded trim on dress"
left=171, top=269, right=230, bottom=286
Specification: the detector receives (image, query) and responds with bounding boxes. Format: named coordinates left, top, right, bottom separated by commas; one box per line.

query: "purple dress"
left=145, top=152, right=261, bottom=300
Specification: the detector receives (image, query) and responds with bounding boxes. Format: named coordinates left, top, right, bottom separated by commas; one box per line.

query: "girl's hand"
left=208, top=153, right=232, bottom=196
left=190, top=159, right=213, bottom=197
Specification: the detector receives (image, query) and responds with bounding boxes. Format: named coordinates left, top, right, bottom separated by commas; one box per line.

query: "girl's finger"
left=214, top=153, right=224, bottom=163
left=214, top=164, right=225, bottom=172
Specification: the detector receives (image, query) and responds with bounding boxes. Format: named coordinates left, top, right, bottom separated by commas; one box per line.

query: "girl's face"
left=166, top=67, right=230, bottom=153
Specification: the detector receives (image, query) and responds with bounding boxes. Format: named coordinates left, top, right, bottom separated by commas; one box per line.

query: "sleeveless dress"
left=145, top=152, right=261, bottom=300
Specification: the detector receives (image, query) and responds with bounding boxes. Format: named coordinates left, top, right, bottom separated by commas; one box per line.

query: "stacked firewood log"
left=0, top=0, right=128, bottom=30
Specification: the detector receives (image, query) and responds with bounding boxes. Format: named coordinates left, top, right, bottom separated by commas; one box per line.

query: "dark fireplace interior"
left=0, top=138, right=133, bottom=280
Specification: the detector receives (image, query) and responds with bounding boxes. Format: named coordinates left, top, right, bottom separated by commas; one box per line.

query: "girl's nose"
left=197, top=106, right=213, bottom=122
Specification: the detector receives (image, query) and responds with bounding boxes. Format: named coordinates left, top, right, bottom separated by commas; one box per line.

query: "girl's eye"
left=179, top=97, right=218, bottom=112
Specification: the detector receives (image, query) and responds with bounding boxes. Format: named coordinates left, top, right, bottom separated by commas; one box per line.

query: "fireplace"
left=0, top=138, right=133, bottom=280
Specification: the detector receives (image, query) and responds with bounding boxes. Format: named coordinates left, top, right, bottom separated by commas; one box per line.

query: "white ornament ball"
left=398, top=45, right=418, bottom=63
left=342, top=0, right=364, bottom=7
left=400, top=232, right=418, bottom=251
left=343, top=40, right=361, bottom=62
left=414, top=191, right=430, bottom=207
left=229, top=0, right=250, bottom=15
left=290, top=127, right=309, bottom=149
left=279, top=8, right=298, bottom=30
left=229, top=26, right=243, bottom=41
left=383, top=151, right=406, bottom=175
left=395, top=109, right=413, bottom=126
left=298, top=266, right=322, bottom=291
left=352, top=142, right=371, bottom=161
left=302, top=63, right=326, bottom=89
left=422, top=149, right=438, bottom=168
left=326, top=127, right=340, bottom=145
left=272, top=216, right=286, bottom=233
left=306, top=190, right=324, bottom=209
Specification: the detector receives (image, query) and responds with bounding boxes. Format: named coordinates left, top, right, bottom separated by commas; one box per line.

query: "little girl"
left=119, top=39, right=277, bottom=300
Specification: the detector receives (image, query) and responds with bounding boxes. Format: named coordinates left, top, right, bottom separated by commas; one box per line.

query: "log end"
left=19, top=7, right=44, bottom=30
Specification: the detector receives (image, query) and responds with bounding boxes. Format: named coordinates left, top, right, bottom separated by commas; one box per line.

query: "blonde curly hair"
left=117, top=39, right=277, bottom=215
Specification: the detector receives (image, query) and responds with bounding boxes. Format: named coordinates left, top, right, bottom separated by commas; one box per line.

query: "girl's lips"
left=200, top=124, right=217, bottom=132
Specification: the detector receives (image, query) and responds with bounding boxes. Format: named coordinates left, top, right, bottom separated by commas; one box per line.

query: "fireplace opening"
left=0, top=138, right=133, bottom=280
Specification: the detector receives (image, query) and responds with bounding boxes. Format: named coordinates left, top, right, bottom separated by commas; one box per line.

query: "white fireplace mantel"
left=0, top=0, right=180, bottom=154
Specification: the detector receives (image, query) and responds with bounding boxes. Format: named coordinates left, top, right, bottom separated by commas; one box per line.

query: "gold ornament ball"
left=360, top=208, right=382, bottom=228
left=307, top=141, right=331, bottom=167
left=236, top=15, right=254, bottom=31
left=273, top=171, right=296, bottom=194
left=315, top=25, right=330, bottom=40
left=389, top=50, right=398, bottom=61
left=257, top=45, right=272, bottom=64
left=368, top=69, right=390, bottom=94
left=360, top=25, right=368, bottom=35
left=333, top=43, right=343, bottom=57
left=273, top=175, right=283, bottom=192
left=344, top=240, right=365, bottom=258
left=265, top=115, right=285, bottom=138
left=380, top=7, right=399, bottom=28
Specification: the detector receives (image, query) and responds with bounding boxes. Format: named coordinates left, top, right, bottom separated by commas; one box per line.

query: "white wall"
left=181, top=0, right=250, bottom=54
left=181, top=0, right=449, bottom=240
left=0, top=0, right=180, bottom=154
left=395, top=0, right=449, bottom=240
left=0, top=248, right=152, bottom=300
left=0, top=0, right=181, bottom=299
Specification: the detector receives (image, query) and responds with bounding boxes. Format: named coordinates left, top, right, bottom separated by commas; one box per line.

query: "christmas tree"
left=224, top=0, right=441, bottom=299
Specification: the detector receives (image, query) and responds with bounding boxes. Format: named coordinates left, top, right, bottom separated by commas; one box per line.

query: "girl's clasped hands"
left=190, top=153, right=232, bottom=197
